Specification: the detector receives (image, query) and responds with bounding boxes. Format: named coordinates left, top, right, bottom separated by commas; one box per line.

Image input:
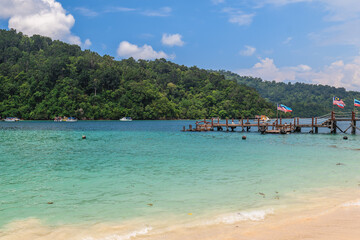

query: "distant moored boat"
left=54, top=116, right=78, bottom=122
left=66, top=117, right=78, bottom=122
left=4, top=117, right=20, bottom=122
left=120, top=117, right=132, bottom=122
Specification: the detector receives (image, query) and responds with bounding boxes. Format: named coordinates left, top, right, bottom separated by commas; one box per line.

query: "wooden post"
left=218, top=117, right=220, bottom=124
left=189, top=125, right=192, bottom=131
left=280, top=117, right=282, bottom=125
left=293, top=118, right=296, bottom=127
left=352, top=111, right=356, bottom=134
left=241, top=118, right=244, bottom=131
left=226, top=118, right=229, bottom=131
left=330, top=111, right=336, bottom=134
left=211, top=118, right=214, bottom=131
left=247, top=118, right=250, bottom=132
left=232, top=118, right=234, bottom=124
left=183, top=126, right=185, bottom=132
left=311, top=117, right=314, bottom=133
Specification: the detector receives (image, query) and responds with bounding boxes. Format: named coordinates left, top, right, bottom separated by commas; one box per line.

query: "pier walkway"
left=182, top=111, right=360, bottom=134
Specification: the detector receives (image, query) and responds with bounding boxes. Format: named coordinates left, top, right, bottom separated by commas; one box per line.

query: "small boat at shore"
left=120, top=117, right=132, bottom=122
left=4, top=117, right=20, bottom=122
left=66, top=117, right=78, bottom=122
left=54, top=116, right=78, bottom=122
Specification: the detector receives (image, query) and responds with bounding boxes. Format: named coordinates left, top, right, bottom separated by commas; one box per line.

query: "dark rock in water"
left=343, top=136, right=348, bottom=140
left=147, top=203, right=153, bottom=206
left=258, top=192, right=265, bottom=198
left=336, top=163, right=345, bottom=166
left=242, top=136, right=247, bottom=140
left=47, top=202, right=53, bottom=204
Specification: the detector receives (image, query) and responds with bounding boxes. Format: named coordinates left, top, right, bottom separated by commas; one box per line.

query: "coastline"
left=2, top=187, right=360, bottom=240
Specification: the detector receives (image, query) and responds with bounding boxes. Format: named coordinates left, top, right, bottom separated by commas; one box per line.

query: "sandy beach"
left=2, top=195, right=360, bottom=240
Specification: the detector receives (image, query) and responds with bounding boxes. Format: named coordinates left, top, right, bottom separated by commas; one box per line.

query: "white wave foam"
left=342, top=200, right=360, bottom=207
left=83, top=226, right=153, bottom=240
left=212, top=209, right=274, bottom=224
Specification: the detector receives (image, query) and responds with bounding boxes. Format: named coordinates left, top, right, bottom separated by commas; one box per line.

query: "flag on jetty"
left=333, top=97, right=345, bottom=108
left=355, top=99, right=360, bottom=107
left=277, top=104, right=293, bottom=113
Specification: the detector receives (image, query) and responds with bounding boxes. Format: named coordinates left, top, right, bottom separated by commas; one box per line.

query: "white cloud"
left=253, top=1, right=360, bottom=47
left=283, top=37, right=293, bottom=44
left=212, top=0, right=225, bottom=4
left=236, top=57, right=360, bottom=91
left=257, top=0, right=360, bottom=22
left=309, top=19, right=360, bottom=47
left=240, top=45, right=256, bottom=56
left=75, top=7, right=98, bottom=17
left=117, top=41, right=174, bottom=60
left=222, top=8, right=255, bottom=26
left=0, top=0, right=84, bottom=45
left=83, top=39, right=92, bottom=49
left=161, top=33, right=184, bottom=47
left=142, top=7, right=172, bottom=17
left=103, top=7, right=136, bottom=13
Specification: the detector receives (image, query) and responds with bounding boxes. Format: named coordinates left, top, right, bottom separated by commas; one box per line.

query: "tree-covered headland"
left=220, top=71, right=360, bottom=117
left=0, top=29, right=275, bottom=120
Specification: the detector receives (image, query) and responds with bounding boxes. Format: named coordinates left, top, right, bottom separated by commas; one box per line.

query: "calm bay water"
left=1, top=120, right=360, bottom=231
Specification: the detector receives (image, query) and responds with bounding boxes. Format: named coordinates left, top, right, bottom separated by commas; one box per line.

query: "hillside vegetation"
left=221, top=71, right=360, bottom=117
left=0, top=29, right=274, bottom=120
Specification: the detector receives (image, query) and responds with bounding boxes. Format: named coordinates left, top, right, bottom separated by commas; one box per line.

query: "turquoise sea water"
left=1, top=120, right=360, bottom=231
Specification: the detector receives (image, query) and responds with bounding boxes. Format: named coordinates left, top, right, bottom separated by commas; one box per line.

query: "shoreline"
left=2, top=188, right=360, bottom=240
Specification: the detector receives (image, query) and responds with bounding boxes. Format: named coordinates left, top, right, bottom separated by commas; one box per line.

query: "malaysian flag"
left=277, top=104, right=293, bottom=113
left=333, top=97, right=345, bottom=108
left=355, top=99, right=360, bottom=107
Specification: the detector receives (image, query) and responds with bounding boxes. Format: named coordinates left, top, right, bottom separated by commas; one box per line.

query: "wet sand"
left=2, top=204, right=360, bottom=240
left=2, top=190, right=360, bottom=240
left=144, top=204, right=360, bottom=240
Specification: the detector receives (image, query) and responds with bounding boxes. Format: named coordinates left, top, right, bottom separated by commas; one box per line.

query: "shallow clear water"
left=1, top=120, right=360, bottom=228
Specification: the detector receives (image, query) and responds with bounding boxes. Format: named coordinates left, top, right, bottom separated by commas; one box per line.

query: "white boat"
left=4, top=117, right=20, bottom=122
left=120, top=117, right=132, bottom=122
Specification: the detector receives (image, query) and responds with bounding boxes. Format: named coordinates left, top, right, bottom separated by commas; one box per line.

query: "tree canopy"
left=0, top=29, right=275, bottom=120
left=220, top=71, right=360, bottom=117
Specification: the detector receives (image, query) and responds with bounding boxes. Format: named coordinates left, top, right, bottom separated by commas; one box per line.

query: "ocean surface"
left=1, top=120, right=360, bottom=239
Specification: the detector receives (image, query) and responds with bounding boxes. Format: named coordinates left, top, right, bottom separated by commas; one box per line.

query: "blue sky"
left=1, top=0, right=360, bottom=91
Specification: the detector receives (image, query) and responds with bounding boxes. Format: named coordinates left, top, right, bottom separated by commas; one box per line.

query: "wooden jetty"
left=182, top=111, right=360, bottom=134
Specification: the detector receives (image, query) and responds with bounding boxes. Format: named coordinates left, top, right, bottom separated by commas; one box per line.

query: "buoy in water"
left=242, top=136, right=247, bottom=140
left=343, top=136, right=348, bottom=140
left=82, top=135, right=86, bottom=139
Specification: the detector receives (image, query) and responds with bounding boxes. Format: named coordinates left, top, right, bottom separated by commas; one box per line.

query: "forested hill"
left=220, top=71, right=360, bottom=117
left=0, top=29, right=275, bottom=120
